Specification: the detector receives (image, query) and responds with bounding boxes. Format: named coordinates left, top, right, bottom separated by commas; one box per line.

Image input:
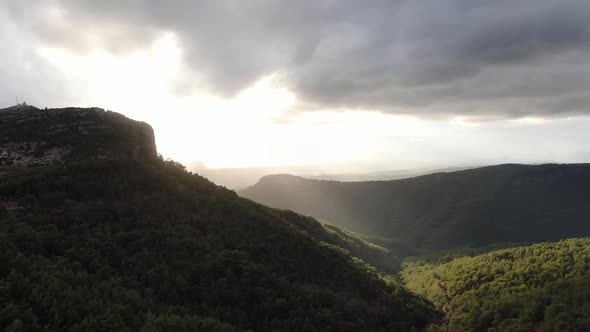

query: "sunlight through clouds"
left=36, top=34, right=303, bottom=168
left=31, top=25, right=590, bottom=171
left=36, top=31, right=436, bottom=169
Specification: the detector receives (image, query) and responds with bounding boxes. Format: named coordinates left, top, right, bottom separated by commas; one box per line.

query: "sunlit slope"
left=241, top=164, right=590, bottom=250
left=402, top=238, right=590, bottom=331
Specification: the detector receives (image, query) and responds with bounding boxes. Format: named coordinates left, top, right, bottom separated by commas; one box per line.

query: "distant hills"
left=303, top=166, right=478, bottom=182
left=186, top=163, right=320, bottom=190
left=187, top=162, right=477, bottom=190
left=240, top=164, right=590, bottom=250
left=0, top=106, right=436, bottom=331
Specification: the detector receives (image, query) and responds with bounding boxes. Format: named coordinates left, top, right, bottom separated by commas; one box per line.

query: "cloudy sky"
left=2, top=0, right=590, bottom=171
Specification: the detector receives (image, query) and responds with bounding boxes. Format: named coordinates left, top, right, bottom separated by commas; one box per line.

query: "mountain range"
left=241, top=164, right=590, bottom=250
left=187, top=162, right=477, bottom=190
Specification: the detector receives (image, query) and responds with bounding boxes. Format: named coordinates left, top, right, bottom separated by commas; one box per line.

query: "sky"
left=2, top=0, right=590, bottom=172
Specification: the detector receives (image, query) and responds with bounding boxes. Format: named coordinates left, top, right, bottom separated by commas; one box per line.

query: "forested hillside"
left=241, top=164, right=590, bottom=250
left=0, top=158, right=438, bottom=331
left=0, top=106, right=437, bottom=331
left=402, top=238, right=590, bottom=331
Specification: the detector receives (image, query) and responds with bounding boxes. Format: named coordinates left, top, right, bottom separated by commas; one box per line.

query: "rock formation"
left=0, top=105, right=156, bottom=167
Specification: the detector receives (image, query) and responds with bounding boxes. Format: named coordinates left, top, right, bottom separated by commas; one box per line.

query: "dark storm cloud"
left=6, top=0, right=590, bottom=118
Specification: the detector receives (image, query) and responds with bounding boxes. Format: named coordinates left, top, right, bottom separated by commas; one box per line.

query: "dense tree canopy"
left=0, top=158, right=436, bottom=331
left=401, top=238, right=590, bottom=331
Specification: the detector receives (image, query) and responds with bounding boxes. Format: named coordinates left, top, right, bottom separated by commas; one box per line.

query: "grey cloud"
left=0, top=4, right=86, bottom=107
left=6, top=0, right=590, bottom=118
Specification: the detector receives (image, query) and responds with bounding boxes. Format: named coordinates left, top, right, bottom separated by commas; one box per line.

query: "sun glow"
left=36, top=33, right=303, bottom=168
left=37, top=32, right=552, bottom=171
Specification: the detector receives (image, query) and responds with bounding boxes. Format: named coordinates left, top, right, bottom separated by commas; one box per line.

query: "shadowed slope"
left=0, top=107, right=436, bottom=331
left=241, top=164, right=590, bottom=250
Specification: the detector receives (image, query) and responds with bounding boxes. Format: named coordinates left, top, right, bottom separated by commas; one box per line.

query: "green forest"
left=401, top=238, right=590, bottom=331
left=0, top=158, right=435, bottom=331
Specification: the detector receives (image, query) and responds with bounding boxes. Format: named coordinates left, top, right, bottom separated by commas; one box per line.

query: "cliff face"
left=0, top=105, right=157, bottom=167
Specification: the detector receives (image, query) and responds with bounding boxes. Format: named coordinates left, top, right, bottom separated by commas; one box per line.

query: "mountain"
left=0, top=106, right=436, bottom=331
left=185, top=164, right=321, bottom=190
left=240, top=164, right=590, bottom=250
left=187, top=162, right=476, bottom=190
left=402, top=238, right=590, bottom=331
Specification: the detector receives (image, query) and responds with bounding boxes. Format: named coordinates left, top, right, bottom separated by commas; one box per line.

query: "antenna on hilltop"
left=16, top=96, right=19, bottom=105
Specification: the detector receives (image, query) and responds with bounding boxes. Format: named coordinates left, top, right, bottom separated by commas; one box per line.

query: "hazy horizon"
left=3, top=1, right=590, bottom=172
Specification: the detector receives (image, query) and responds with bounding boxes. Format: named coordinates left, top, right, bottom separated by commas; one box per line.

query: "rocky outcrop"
left=0, top=105, right=157, bottom=167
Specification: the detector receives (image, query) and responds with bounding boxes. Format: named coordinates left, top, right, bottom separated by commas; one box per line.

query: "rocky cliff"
left=0, top=105, right=156, bottom=167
